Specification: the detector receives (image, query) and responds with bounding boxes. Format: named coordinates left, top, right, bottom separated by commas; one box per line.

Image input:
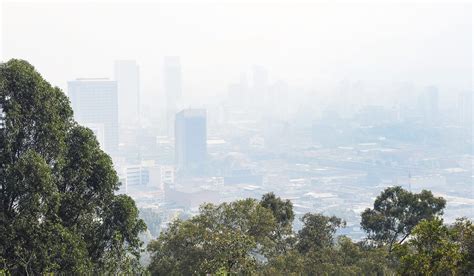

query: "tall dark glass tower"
left=174, top=109, right=207, bottom=175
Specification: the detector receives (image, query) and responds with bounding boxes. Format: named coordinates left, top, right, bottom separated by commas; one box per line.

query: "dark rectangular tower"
left=175, top=109, right=207, bottom=175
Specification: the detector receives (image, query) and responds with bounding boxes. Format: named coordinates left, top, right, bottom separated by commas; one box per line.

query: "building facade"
left=114, top=60, right=140, bottom=127
left=68, top=78, right=118, bottom=154
left=164, top=56, right=182, bottom=135
left=175, top=109, right=207, bottom=175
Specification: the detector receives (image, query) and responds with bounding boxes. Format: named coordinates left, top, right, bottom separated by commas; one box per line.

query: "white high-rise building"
left=114, top=60, right=140, bottom=127
left=68, top=78, right=118, bottom=154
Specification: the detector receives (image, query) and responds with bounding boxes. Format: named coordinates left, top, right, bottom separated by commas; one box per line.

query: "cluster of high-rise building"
left=67, top=57, right=208, bottom=194
left=65, top=59, right=473, bottom=238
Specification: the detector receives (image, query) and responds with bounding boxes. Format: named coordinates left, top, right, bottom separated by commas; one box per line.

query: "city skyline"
left=0, top=1, right=472, bottom=273
left=1, top=0, right=472, bottom=248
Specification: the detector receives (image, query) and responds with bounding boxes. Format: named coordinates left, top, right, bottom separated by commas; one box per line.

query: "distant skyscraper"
left=458, top=91, right=473, bottom=126
left=252, top=65, right=268, bottom=89
left=227, top=73, right=249, bottom=108
left=114, top=60, right=140, bottom=126
left=164, top=56, right=182, bottom=134
left=68, top=78, right=118, bottom=154
left=175, top=109, right=207, bottom=175
left=268, top=80, right=289, bottom=120
left=252, top=65, right=268, bottom=106
left=426, top=86, right=439, bottom=124
left=418, top=86, right=439, bottom=125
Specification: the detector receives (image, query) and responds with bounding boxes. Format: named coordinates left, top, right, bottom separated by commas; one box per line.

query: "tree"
left=0, top=59, right=146, bottom=274
left=148, top=192, right=473, bottom=275
left=147, top=199, right=276, bottom=275
left=450, top=217, right=474, bottom=275
left=139, top=207, right=163, bottom=238
left=292, top=213, right=347, bottom=274
left=263, top=249, right=305, bottom=275
left=334, top=237, right=393, bottom=275
left=393, top=218, right=462, bottom=275
left=361, top=186, right=446, bottom=252
left=296, top=213, right=345, bottom=254
left=264, top=233, right=394, bottom=275
left=259, top=192, right=295, bottom=254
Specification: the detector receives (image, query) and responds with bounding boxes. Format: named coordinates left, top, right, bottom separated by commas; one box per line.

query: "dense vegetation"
left=0, top=60, right=146, bottom=274
left=148, top=189, right=473, bottom=275
left=0, top=59, right=472, bottom=275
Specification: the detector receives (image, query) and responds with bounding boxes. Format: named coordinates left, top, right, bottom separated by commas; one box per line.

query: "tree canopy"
left=0, top=59, right=146, bottom=274
left=393, top=217, right=474, bottom=275
left=148, top=188, right=471, bottom=275
left=361, top=186, right=446, bottom=252
left=148, top=193, right=393, bottom=275
left=147, top=198, right=276, bottom=274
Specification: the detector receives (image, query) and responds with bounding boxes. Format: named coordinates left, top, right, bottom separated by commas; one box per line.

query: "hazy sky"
left=1, top=1, right=472, bottom=105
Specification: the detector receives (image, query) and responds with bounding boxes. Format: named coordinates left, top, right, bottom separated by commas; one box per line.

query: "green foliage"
left=147, top=198, right=275, bottom=275
left=361, top=186, right=446, bottom=251
left=147, top=190, right=469, bottom=275
left=259, top=193, right=294, bottom=230
left=450, top=217, right=474, bottom=274
left=333, top=237, right=393, bottom=275
left=259, top=192, right=295, bottom=255
left=297, top=213, right=345, bottom=253
left=393, top=218, right=461, bottom=275
left=0, top=59, right=146, bottom=274
left=148, top=195, right=396, bottom=275
left=139, top=208, right=163, bottom=238
left=262, top=249, right=305, bottom=275
left=393, top=217, right=474, bottom=276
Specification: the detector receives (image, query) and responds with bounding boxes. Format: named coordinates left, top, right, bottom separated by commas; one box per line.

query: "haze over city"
left=3, top=2, right=471, bottom=102
left=0, top=0, right=473, bottom=273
